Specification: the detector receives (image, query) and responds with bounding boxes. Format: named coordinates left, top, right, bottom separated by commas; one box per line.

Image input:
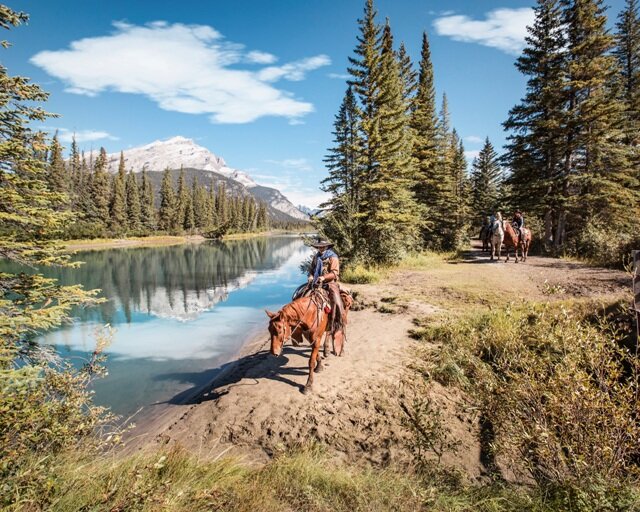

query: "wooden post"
left=633, top=250, right=640, bottom=345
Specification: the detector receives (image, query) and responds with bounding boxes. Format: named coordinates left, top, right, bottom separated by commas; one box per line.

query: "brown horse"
left=266, top=290, right=331, bottom=394
left=503, top=221, right=531, bottom=263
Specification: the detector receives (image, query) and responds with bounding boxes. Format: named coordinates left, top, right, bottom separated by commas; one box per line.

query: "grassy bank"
left=64, top=234, right=207, bottom=251
left=8, top=442, right=639, bottom=511
left=64, top=230, right=302, bottom=251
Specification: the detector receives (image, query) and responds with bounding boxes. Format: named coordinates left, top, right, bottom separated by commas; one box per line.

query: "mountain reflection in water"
left=3, top=236, right=308, bottom=416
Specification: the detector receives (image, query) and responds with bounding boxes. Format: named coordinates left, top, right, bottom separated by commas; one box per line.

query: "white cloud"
left=45, top=127, right=118, bottom=144
left=30, top=21, right=331, bottom=124
left=257, top=55, right=331, bottom=82
left=433, top=8, right=534, bottom=55
left=464, top=135, right=484, bottom=144
left=264, top=158, right=313, bottom=172
left=245, top=50, right=277, bottom=64
left=328, top=72, right=349, bottom=79
left=465, top=150, right=480, bottom=161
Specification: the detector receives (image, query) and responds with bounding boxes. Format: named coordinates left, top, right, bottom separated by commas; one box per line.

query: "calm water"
left=8, top=236, right=308, bottom=418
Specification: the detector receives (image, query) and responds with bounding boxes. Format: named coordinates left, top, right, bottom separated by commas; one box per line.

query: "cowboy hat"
left=310, top=238, right=334, bottom=249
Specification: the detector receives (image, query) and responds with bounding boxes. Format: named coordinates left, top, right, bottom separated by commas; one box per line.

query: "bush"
left=416, top=300, right=640, bottom=490
left=341, top=265, right=381, bottom=284
left=572, top=217, right=640, bottom=268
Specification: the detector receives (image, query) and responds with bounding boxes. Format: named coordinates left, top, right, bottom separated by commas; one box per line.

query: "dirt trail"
left=133, top=243, right=630, bottom=476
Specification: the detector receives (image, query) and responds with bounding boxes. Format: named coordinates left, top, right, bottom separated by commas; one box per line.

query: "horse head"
left=266, top=309, right=289, bottom=357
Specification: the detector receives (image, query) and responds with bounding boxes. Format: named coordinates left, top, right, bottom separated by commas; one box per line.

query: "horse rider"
left=512, top=210, right=525, bottom=241
left=307, top=239, right=346, bottom=341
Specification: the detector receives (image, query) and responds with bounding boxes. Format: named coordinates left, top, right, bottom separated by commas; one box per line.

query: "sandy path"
left=130, top=242, right=630, bottom=476
left=137, top=304, right=429, bottom=466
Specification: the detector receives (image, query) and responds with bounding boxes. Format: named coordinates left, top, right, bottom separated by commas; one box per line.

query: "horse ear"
left=265, top=309, right=278, bottom=319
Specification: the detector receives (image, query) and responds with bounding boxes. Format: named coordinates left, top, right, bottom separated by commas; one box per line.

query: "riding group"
left=266, top=216, right=532, bottom=394
left=479, top=210, right=532, bottom=263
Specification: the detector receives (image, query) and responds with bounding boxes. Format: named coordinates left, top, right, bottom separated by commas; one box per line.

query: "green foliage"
left=505, top=0, right=640, bottom=257
left=125, top=169, right=142, bottom=233
left=0, top=6, right=116, bottom=505
left=340, top=264, right=380, bottom=284
left=109, top=153, right=127, bottom=234
left=470, top=137, right=502, bottom=224
left=416, top=300, right=640, bottom=490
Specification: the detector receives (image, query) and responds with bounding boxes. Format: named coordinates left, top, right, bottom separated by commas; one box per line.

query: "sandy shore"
left=126, top=243, right=630, bottom=474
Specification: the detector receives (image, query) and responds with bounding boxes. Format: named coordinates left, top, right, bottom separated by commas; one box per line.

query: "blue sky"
left=6, top=0, right=626, bottom=207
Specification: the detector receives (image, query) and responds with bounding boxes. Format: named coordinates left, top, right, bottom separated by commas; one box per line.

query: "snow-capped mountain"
left=91, top=136, right=308, bottom=222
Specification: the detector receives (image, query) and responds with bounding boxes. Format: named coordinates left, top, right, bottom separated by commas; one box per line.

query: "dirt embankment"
left=132, top=244, right=630, bottom=478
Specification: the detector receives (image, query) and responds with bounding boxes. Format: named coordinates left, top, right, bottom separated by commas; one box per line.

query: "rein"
left=277, top=290, right=325, bottom=345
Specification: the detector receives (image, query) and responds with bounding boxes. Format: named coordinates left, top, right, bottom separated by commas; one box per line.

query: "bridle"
left=270, top=289, right=328, bottom=348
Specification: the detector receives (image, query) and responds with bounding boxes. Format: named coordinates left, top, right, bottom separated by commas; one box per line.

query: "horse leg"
left=333, top=330, right=345, bottom=356
left=322, top=332, right=330, bottom=358
left=303, top=338, right=321, bottom=393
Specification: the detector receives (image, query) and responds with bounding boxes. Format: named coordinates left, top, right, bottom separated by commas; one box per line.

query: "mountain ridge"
left=88, top=137, right=308, bottom=222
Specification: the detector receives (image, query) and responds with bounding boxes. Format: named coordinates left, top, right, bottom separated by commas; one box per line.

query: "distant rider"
left=512, top=210, right=525, bottom=241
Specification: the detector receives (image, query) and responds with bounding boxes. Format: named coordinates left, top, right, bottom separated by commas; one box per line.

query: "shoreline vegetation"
left=63, top=229, right=308, bottom=251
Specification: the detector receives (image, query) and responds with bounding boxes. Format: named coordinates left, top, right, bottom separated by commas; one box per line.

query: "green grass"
left=8, top=445, right=639, bottom=511
left=341, top=265, right=382, bottom=284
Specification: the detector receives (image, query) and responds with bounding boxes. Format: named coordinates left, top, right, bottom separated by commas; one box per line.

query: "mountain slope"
left=92, top=136, right=308, bottom=222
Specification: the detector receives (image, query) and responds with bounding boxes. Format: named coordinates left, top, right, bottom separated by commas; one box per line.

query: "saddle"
left=292, top=282, right=353, bottom=334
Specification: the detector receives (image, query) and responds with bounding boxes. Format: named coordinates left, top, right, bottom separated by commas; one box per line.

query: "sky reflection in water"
left=31, top=236, right=308, bottom=416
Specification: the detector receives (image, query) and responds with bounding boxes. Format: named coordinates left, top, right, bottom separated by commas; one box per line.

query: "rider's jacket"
left=310, top=251, right=340, bottom=281
left=513, top=215, right=524, bottom=229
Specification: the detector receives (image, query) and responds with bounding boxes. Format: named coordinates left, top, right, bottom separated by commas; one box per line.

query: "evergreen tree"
left=206, top=181, right=217, bottom=227
left=175, top=166, right=188, bottom=231
left=504, top=0, right=568, bottom=248
left=360, top=19, right=421, bottom=262
left=614, top=0, right=640, bottom=145
left=90, top=147, right=111, bottom=228
left=68, top=136, right=81, bottom=209
left=451, top=132, right=472, bottom=241
left=320, top=86, right=364, bottom=258
left=76, top=151, right=93, bottom=217
left=140, top=169, right=156, bottom=232
left=348, top=0, right=381, bottom=185
left=256, top=203, right=268, bottom=230
left=412, top=31, right=438, bottom=244
left=109, top=152, right=127, bottom=234
left=183, top=189, right=195, bottom=232
left=125, top=170, right=142, bottom=233
left=46, top=133, right=68, bottom=199
left=216, top=182, right=228, bottom=225
left=192, top=177, right=208, bottom=229
left=158, top=169, right=176, bottom=232
left=563, top=0, right=638, bottom=236
left=0, top=6, right=101, bottom=472
left=470, top=137, right=502, bottom=223
left=397, top=41, right=417, bottom=113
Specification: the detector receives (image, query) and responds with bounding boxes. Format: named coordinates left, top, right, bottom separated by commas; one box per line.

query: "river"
left=10, top=236, right=309, bottom=419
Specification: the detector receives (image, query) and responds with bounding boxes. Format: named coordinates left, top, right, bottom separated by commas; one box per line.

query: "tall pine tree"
left=470, top=137, right=502, bottom=224
left=109, top=152, right=127, bottom=234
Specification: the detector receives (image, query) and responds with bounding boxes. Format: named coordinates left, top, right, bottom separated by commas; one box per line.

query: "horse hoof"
left=302, top=385, right=312, bottom=395
left=315, top=364, right=323, bottom=373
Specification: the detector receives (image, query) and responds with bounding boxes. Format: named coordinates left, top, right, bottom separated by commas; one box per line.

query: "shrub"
left=572, top=217, right=640, bottom=268
left=340, top=265, right=381, bottom=284
left=416, top=301, right=640, bottom=490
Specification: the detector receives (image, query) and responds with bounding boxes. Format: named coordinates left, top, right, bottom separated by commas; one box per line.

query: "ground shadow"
left=155, top=345, right=313, bottom=405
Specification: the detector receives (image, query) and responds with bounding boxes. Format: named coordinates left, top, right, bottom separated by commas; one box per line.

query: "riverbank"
left=64, top=230, right=307, bottom=251
left=132, top=242, right=631, bottom=472
left=9, top=243, right=637, bottom=510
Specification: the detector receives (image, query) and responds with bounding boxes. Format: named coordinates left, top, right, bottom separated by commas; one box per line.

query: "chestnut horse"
left=266, top=290, right=331, bottom=394
left=503, top=221, right=531, bottom=263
